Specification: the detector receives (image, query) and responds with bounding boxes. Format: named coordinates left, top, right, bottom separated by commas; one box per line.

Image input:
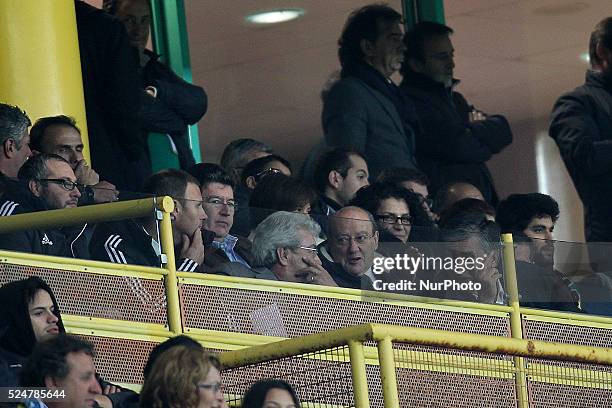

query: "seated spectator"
left=0, top=277, right=64, bottom=386
left=0, top=154, right=88, bottom=258
left=249, top=173, right=318, bottom=233
left=439, top=212, right=504, bottom=304
left=242, top=379, right=301, bottom=408
left=220, top=138, right=273, bottom=185
left=349, top=182, right=435, bottom=244
left=377, top=166, right=436, bottom=222
left=29, top=115, right=118, bottom=204
left=139, top=345, right=226, bottom=408
left=433, top=181, right=484, bottom=216
left=312, top=148, right=369, bottom=216
left=20, top=335, right=102, bottom=408
left=89, top=169, right=206, bottom=271
left=106, top=0, right=207, bottom=171
left=188, top=163, right=254, bottom=269
left=232, top=154, right=292, bottom=237
left=249, top=211, right=336, bottom=285
left=0, top=103, right=32, bottom=184
left=497, top=193, right=583, bottom=312
left=319, top=206, right=380, bottom=289
left=438, top=198, right=496, bottom=226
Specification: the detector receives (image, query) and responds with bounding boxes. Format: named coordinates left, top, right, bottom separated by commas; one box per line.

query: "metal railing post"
left=157, top=196, right=182, bottom=334
left=348, top=340, right=371, bottom=408
left=378, top=336, right=400, bottom=408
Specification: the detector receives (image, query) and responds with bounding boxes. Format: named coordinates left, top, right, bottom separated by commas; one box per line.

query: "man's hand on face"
left=295, top=256, right=338, bottom=286
left=92, top=181, right=119, bottom=203
left=468, top=253, right=502, bottom=304
left=180, top=229, right=205, bottom=266
left=74, top=159, right=100, bottom=186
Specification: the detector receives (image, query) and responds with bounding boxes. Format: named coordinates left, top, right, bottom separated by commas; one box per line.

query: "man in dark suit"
left=401, top=22, right=512, bottom=207
left=322, top=4, right=419, bottom=178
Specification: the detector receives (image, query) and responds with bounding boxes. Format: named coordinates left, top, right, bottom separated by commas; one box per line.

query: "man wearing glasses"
left=0, top=154, right=88, bottom=258
left=319, top=206, right=381, bottom=288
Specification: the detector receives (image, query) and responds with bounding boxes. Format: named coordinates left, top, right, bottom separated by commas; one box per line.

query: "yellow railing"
left=219, top=323, right=612, bottom=407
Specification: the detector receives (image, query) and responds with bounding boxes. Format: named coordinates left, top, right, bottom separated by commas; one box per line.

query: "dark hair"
left=0, top=103, right=31, bottom=149
left=17, top=153, right=71, bottom=183
left=439, top=198, right=496, bottom=227
left=20, top=334, right=95, bottom=387
left=102, top=0, right=149, bottom=15
left=242, top=154, right=292, bottom=186
left=313, top=148, right=362, bottom=193
left=29, top=115, right=80, bottom=152
left=349, top=182, right=434, bottom=229
left=143, top=335, right=203, bottom=380
left=220, top=138, right=273, bottom=171
left=338, top=4, right=402, bottom=68
left=590, top=17, right=612, bottom=67
left=241, top=379, right=300, bottom=408
left=496, top=193, right=560, bottom=234
left=249, top=174, right=318, bottom=230
left=377, top=166, right=429, bottom=187
left=142, top=168, right=199, bottom=201
left=187, top=163, right=234, bottom=190
left=402, top=21, right=454, bottom=76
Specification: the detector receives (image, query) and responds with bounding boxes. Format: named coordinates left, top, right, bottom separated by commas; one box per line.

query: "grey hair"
left=220, top=138, right=273, bottom=171
left=251, top=211, right=321, bottom=268
left=0, top=103, right=31, bottom=149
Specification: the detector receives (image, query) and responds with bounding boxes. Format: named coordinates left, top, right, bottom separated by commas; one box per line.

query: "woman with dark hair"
left=350, top=182, right=436, bottom=244
left=248, top=173, right=318, bottom=233
left=242, top=379, right=300, bottom=408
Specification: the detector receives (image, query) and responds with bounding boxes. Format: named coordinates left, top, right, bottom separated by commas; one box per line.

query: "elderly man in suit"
left=322, top=4, right=420, bottom=178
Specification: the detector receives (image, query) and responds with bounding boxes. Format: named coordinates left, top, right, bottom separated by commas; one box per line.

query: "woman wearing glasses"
left=139, top=346, right=226, bottom=408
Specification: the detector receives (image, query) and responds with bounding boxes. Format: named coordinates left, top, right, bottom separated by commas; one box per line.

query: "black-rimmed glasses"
left=376, top=214, right=413, bottom=225
left=38, top=178, right=82, bottom=191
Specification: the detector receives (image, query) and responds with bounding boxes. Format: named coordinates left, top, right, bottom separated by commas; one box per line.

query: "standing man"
left=322, top=4, right=420, bottom=177
left=0, top=103, right=32, bottom=190
left=105, top=0, right=207, bottom=171
left=401, top=22, right=512, bottom=206
left=550, top=17, right=612, bottom=246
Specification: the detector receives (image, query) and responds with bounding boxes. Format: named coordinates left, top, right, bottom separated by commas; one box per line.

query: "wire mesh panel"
left=393, top=343, right=518, bottom=407
left=0, top=262, right=168, bottom=325
left=222, top=346, right=355, bottom=407
left=76, top=334, right=163, bottom=385
left=181, top=284, right=510, bottom=338
left=527, top=359, right=612, bottom=407
left=523, top=317, right=612, bottom=348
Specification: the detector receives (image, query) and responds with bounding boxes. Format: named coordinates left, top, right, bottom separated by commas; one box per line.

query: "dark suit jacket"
left=322, top=76, right=418, bottom=177
left=202, top=236, right=254, bottom=270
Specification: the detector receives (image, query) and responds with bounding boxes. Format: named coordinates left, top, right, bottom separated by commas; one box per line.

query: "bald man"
left=318, top=206, right=380, bottom=288
left=435, top=181, right=484, bottom=216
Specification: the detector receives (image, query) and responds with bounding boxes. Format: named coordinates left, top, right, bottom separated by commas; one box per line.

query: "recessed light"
left=245, top=8, right=305, bottom=25
left=580, top=52, right=590, bottom=64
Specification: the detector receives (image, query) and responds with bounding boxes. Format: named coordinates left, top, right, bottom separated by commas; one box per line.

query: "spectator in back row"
left=220, top=138, right=273, bottom=186
left=250, top=212, right=336, bottom=285
left=0, top=154, right=89, bottom=258
left=188, top=163, right=254, bottom=270
left=377, top=166, right=436, bottom=222
left=29, top=115, right=118, bottom=204
left=323, top=4, right=419, bottom=177
left=106, top=0, right=208, bottom=171
left=0, top=103, right=32, bottom=192
left=401, top=21, right=512, bottom=206
left=89, top=169, right=206, bottom=271
left=433, top=181, right=484, bottom=216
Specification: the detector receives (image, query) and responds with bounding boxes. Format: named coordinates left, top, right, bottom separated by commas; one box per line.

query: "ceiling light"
left=245, top=8, right=305, bottom=25
left=580, top=52, right=590, bottom=64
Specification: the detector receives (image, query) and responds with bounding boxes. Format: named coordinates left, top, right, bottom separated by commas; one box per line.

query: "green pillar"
left=148, top=0, right=202, bottom=171
left=403, top=0, right=445, bottom=30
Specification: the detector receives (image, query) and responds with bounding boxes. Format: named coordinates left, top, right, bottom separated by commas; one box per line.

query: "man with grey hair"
left=220, top=138, right=273, bottom=185
left=250, top=211, right=337, bottom=285
left=319, top=206, right=381, bottom=288
left=0, top=103, right=32, bottom=183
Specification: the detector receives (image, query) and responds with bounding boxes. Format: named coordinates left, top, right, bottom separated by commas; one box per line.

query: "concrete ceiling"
left=185, top=0, right=609, bottom=169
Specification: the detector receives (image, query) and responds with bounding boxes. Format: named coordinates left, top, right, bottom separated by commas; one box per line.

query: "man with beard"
left=497, top=193, right=582, bottom=312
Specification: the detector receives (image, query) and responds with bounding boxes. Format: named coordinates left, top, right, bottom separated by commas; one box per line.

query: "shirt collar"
left=211, top=234, right=238, bottom=250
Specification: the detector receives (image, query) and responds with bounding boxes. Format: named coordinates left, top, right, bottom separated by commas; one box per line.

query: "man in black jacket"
left=105, top=0, right=207, bottom=171
left=89, top=169, right=206, bottom=271
left=401, top=22, right=512, bottom=207
left=0, top=154, right=88, bottom=258
left=550, top=17, right=612, bottom=245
